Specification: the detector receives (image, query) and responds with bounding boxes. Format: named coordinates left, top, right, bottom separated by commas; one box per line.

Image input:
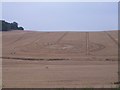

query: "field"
left=2, top=30, right=118, bottom=88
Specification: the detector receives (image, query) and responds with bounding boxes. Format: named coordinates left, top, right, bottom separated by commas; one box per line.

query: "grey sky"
left=2, top=2, right=118, bottom=31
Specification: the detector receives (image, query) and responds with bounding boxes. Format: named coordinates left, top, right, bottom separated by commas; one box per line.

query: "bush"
left=18, top=27, right=24, bottom=30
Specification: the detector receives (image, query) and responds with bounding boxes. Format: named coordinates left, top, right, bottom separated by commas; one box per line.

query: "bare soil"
left=2, top=30, right=118, bottom=88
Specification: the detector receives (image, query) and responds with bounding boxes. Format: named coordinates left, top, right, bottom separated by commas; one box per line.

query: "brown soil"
left=2, top=30, right=118, bottom=88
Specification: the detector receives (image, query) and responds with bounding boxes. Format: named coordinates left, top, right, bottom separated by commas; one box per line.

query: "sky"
left=1, top=0, right=119, bottom=2
left=1, top=2, right=118, bottom=31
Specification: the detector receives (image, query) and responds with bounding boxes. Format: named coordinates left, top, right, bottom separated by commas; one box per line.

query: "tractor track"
left=55, top=32, right=68, bottom=44
left=6, top=32, right=26, bottom=46
left=10, top=32, right=46, bottom=55
left=104, top=31, right=118, bottom=46
left=86, top=32, right=89, bottom=56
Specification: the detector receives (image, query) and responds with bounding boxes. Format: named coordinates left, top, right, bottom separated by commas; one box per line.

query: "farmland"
left=2, top=30, right=118, bottom=88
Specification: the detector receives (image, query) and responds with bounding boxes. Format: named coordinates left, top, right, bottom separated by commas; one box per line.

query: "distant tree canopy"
left=0, top=20, right=24, bottom=31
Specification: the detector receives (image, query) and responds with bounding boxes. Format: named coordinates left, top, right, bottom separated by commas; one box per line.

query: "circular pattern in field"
left=15, top=41, right=105, bottom=55
left=44, top=42, right=105, bottom=52
left=44, top=42, right=86, bottom=53
left=45, top=43, right=83, bottom=50
left=46, top=44, right=74, bottom=50
left=89, top=42, right=105, bottom=52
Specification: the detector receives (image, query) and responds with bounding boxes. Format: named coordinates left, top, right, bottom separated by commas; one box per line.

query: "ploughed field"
left=2, top=30, right=118, bottom=88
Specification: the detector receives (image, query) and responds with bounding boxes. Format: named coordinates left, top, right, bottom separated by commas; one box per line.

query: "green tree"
left=0, top=20, right=24, bottom=31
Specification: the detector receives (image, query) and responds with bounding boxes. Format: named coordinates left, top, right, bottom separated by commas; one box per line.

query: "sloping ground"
left=2, top=30, right=118, bottom=88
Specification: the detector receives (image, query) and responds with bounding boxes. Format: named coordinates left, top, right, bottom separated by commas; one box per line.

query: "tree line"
left=0, top=20, right=24, bottom=31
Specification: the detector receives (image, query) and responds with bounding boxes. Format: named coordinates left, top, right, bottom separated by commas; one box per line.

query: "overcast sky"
left=2, top=2, right=118, bottom=31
